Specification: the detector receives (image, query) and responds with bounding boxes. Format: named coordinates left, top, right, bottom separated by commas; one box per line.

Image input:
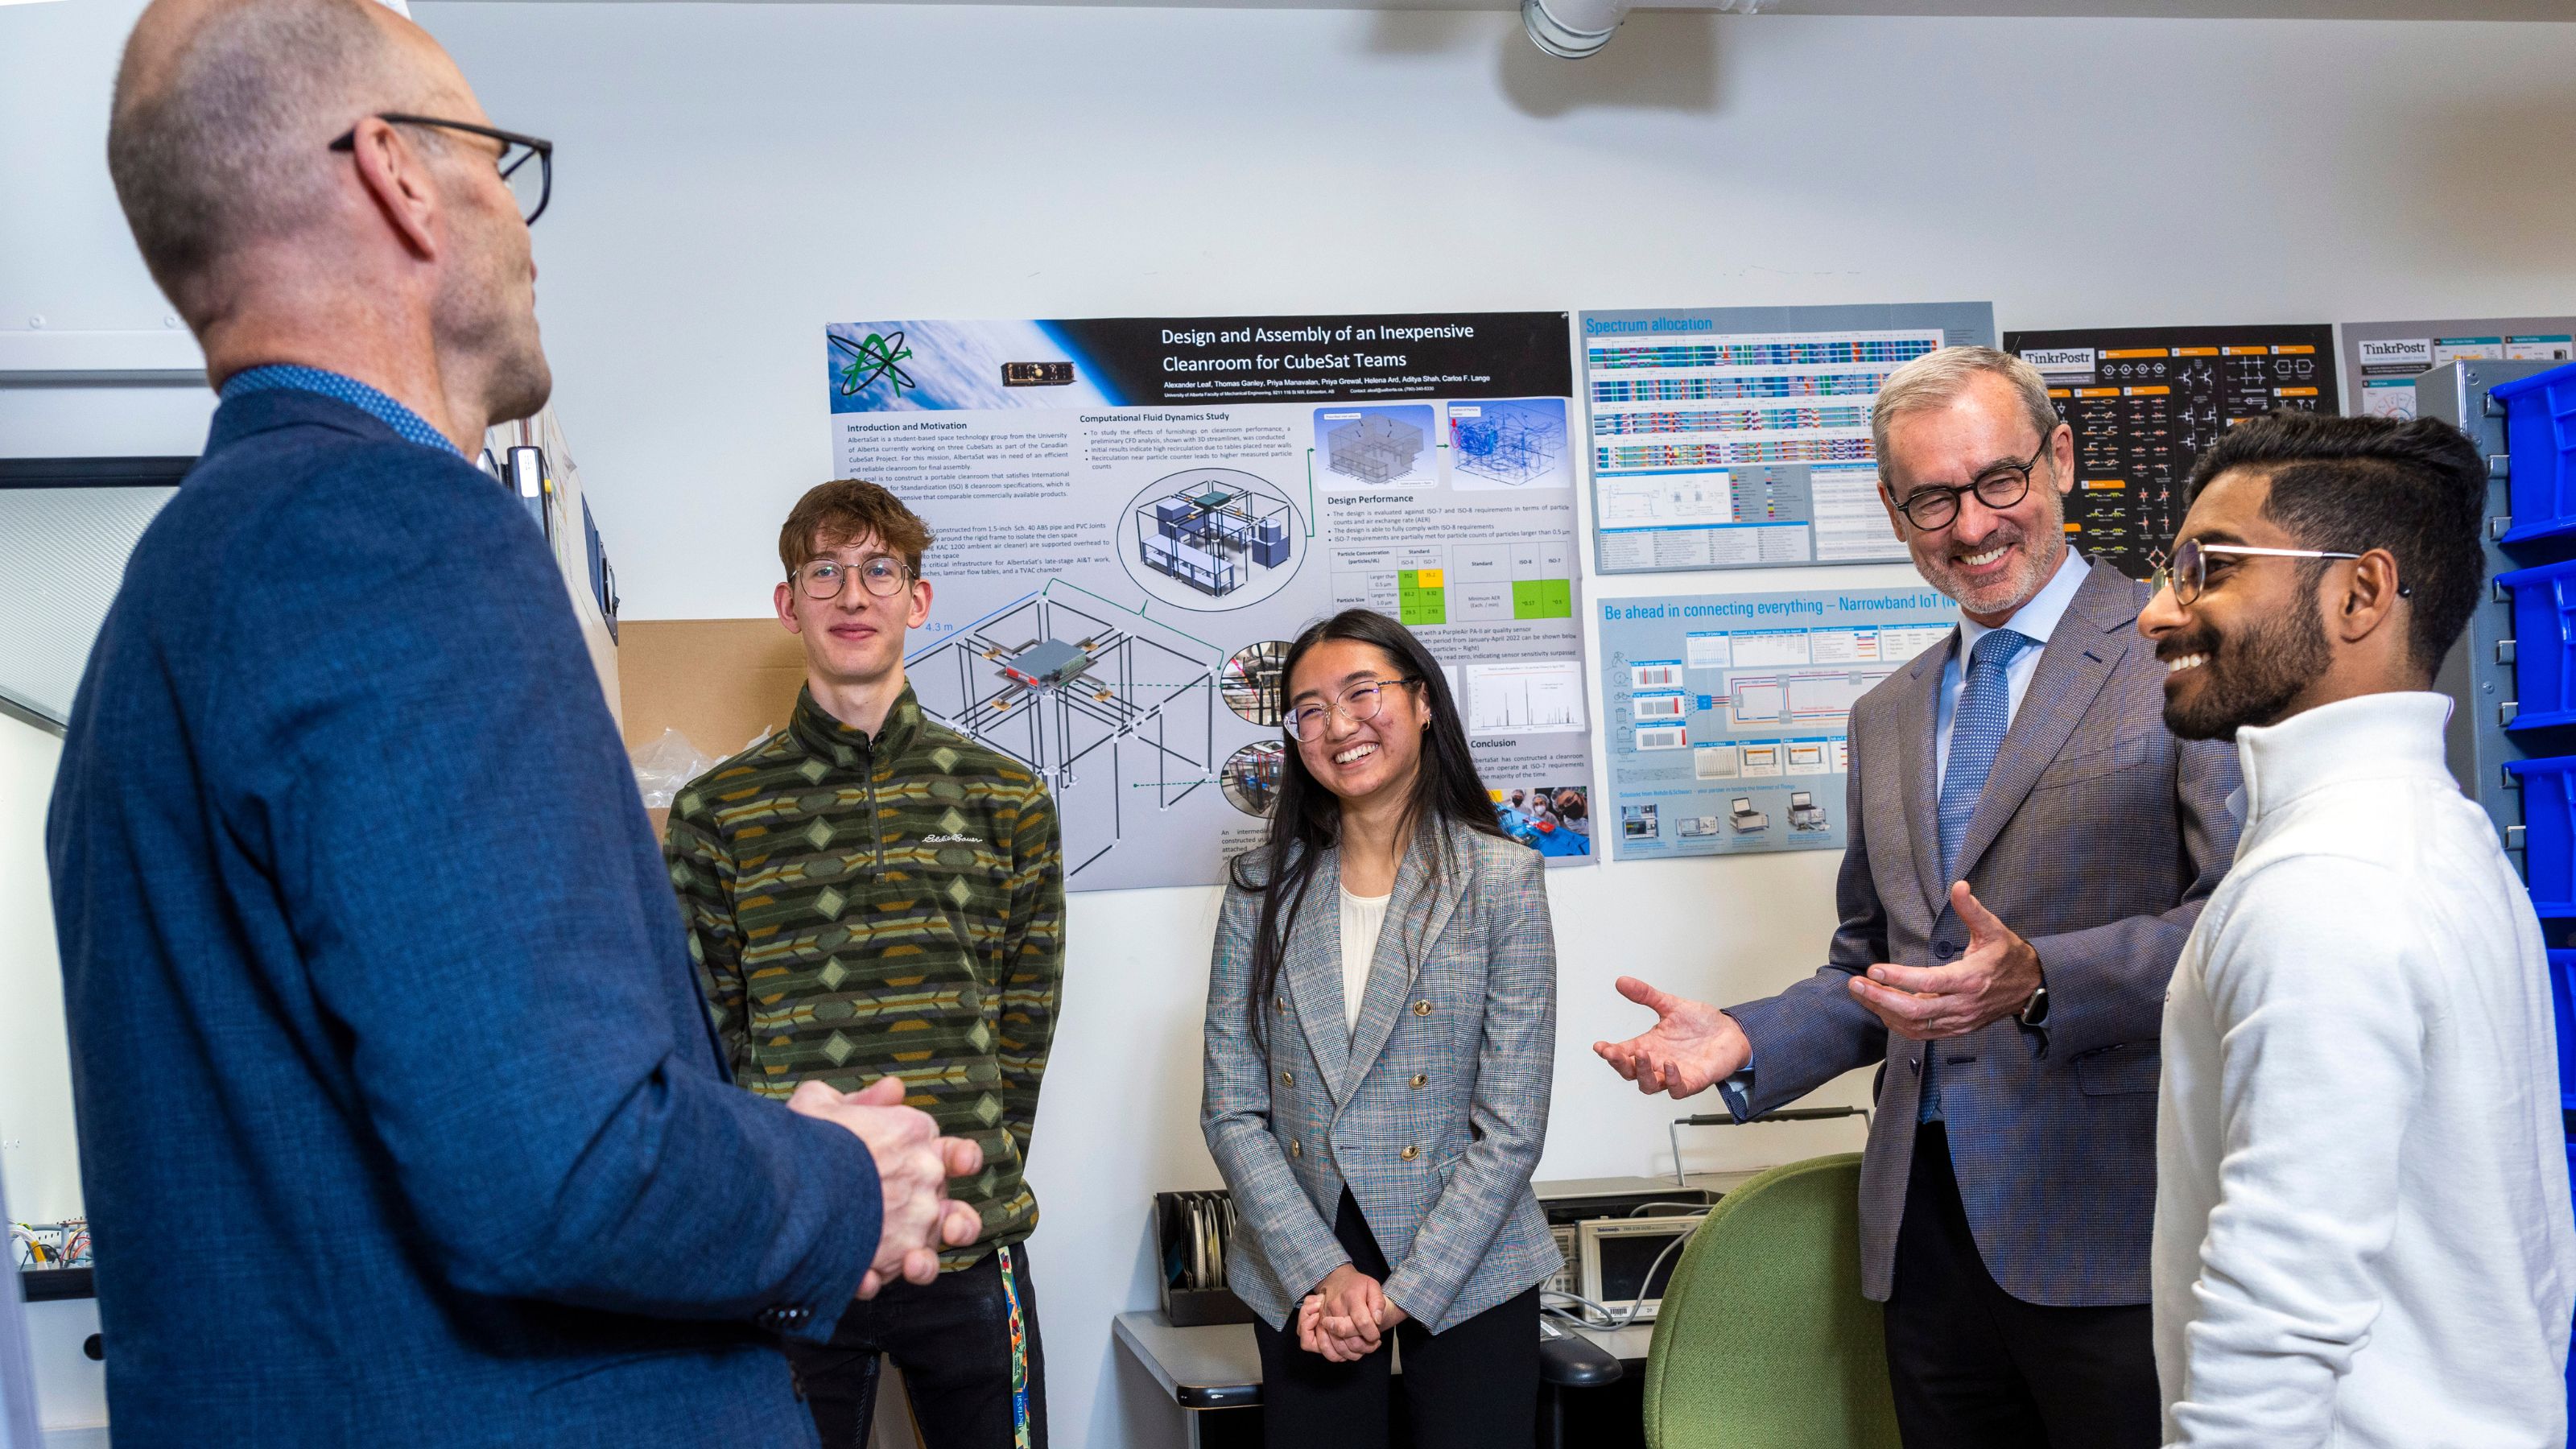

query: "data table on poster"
left=2004, top=324, right=2337, bottom=580
left=1581, top=303, right=1996, bottom=576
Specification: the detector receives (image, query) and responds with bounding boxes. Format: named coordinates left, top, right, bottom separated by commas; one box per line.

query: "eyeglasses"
left=795, top=555, right=912, bottom=601
left=1284, top=678, right=1422, bottom=743
left=329, top=114, right=555, bottom=225
left=2156, top=537, right=2408, bottom=605
left=1888, top=437, right=2052, bottom=531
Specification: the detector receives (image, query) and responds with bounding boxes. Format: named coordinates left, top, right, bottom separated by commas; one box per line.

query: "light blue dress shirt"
left=1934, top=550, right=2089, bottom=793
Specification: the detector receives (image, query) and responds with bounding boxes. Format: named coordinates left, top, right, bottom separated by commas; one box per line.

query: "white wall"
left=9, top=0, right=2576, bottom=1443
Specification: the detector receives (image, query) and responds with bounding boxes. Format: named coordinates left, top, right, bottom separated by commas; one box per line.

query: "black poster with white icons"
left=2003, top=324, right=2339, bottom=580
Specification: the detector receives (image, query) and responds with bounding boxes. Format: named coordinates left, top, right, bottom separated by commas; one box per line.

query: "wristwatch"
left=2017, top=977, right=2050, bottom=1027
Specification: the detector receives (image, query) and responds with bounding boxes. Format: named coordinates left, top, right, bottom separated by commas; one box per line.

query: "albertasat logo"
left=831, top=329, right=918, bottom=398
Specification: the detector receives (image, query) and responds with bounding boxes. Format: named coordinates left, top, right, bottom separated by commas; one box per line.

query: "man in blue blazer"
left=46, top=0, right=981, bottom=1442
left=1600, top=349, right=2240, bottom=1448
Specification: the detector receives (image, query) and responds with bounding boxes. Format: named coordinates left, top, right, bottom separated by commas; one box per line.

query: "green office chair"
left=1641, top=1152, right=1901, bottom=1449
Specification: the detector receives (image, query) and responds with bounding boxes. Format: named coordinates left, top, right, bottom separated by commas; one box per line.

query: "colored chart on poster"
left=1579, top=303, right=1996, bottom=575
left=2004, top=324, right=2338, bottom=580
left=2339, top=316, right=2576, bottom=420
left=823, top=313, right=1595, bottom=890
left=1597, top=585, right=1956, bottom=860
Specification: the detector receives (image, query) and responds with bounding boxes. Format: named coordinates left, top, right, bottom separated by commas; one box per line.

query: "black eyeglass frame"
left=1282, top=677, right=1424, bottom=743
left=1886, top=435, right=2056, bottom=532
left=328, top=114, right=555, bottom=226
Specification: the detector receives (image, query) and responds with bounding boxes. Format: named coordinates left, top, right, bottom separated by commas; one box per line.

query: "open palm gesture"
left=1592, top=976, right=1752, bottom=1098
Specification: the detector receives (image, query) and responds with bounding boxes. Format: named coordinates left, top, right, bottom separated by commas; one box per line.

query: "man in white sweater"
left=2140, top=410, right=2576, bottom=1447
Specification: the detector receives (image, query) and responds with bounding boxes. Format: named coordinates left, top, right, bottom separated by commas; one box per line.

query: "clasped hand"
left=1296, top=1264, right=1410, bottom=1362
left=1844, top=882, right=2041, bottom=1042
left=786, top=1077, right=985, bottom=1298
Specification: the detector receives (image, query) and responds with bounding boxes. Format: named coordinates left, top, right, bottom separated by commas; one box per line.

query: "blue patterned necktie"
left=1922, top=626, right=2034, bottom=1123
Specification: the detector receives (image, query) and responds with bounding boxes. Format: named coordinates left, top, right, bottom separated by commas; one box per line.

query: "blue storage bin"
left=2501, top=560, right=2576, bottom=729
left=2508, top=756, right=2576, bottom=917
left=2499, top=360, right=2576, bottom=543
left=2500, top=560, right=2576, bottom=731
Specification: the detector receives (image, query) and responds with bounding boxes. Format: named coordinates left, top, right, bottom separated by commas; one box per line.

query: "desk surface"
left=1113, top=1311, right=1656, bottom=1410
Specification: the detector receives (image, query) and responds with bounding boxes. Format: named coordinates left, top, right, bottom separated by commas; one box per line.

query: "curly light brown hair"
left=777, top=480, right=934, bottom=580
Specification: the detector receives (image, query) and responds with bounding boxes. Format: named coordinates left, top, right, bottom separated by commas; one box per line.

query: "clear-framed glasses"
left=795, top=555, right=912, bottom=601
left=1284, top=677, right=1422, bottom=743
left=1889, top=436, right=2052, bottom=531
left=328, top=114, right=555, bottom=225
left=2156, top=537, right=2394, bottom=606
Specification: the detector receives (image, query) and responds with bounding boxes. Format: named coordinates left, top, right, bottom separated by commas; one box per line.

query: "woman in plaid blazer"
left=1203, top=609, right=1559, bottom=1449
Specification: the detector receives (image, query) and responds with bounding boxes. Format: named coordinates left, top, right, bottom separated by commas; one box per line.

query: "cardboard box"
left=618, top=617, right=810, bottom=837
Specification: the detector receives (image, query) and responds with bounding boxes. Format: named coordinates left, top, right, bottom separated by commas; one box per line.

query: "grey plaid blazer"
left=1725, top=559, right=2240, bottom=1307
left=1202, top=819, right=1558, bottom=1335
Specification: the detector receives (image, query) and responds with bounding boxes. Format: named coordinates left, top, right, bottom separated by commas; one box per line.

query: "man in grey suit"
left=1598, top=347, right=2240, bottom=1448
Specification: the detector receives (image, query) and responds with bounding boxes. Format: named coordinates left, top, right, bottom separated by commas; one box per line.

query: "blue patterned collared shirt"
left=218, top=365, right=464, bottom=458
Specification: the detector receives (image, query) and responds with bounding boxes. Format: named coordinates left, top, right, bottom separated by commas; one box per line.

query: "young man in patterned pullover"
left=665, top=480, right=1064, bottom=1449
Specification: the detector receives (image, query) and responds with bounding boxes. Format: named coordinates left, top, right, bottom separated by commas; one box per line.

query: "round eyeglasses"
left=1888, top=438, right=2050, bottom=531
left=795, top=555, right=912, bottom=601
left=1284, top=678, right=1422, bottom=743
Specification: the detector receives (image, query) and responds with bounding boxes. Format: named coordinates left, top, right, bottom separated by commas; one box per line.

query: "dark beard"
left=2162, top=596, right=2331, bottom=741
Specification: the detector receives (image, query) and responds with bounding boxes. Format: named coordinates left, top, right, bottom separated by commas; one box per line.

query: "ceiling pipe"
left=1523, top=0, right=1765, bottom=58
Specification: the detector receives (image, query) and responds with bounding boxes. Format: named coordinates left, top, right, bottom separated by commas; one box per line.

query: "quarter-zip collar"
left=787, top=682, right=925, bottom=771
left=2229, top=689, right=2454, bottom=840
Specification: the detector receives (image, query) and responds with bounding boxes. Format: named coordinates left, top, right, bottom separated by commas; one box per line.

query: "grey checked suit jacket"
left=1725, top=558, right=2240, bottom=1307
left=1202, top=819, right=1558, bottom=1335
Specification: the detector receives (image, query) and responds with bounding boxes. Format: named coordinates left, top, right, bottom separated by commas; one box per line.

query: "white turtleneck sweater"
left=2154, top=691, right=2576, bottom=1447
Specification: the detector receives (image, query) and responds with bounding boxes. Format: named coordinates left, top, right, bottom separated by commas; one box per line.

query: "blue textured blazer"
left=46, top=390, right=878, bottom=1447
left=1203, top=819, right=1558, bottom=1335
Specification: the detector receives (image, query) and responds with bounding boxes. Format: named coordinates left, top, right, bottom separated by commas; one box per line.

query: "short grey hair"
left=1870, top=345, right=2062, bottom=481
left=107, top=0, right=398, bottom=316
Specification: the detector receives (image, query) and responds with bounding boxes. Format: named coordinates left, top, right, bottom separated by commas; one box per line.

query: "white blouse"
left=1337, top=886, right=1391, bottom=1037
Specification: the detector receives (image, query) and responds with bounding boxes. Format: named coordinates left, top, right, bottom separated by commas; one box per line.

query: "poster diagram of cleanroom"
left=824, top=314, right=1594, bottom=891
left=2002, top=323, right=2337, bottom=581
left=1579, top=302, right=1996, bottom=576
left=1597, top=586, right=1956, bottom=861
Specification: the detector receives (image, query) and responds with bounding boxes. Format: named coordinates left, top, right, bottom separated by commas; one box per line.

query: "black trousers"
left=1885, top=1123, right=2157, bottom=1449
left=786, top=1243, right=1046, bottom=1449
left=1251, top=1190, right=1539, bottom=1449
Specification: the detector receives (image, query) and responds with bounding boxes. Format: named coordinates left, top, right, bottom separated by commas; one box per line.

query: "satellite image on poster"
left=1596, top=585, right=1956, bottom=861
left=1579, top=302, right=1995, bottom=575
left=823, top=314, right=1594, bottom=891
left=2003, top=323, right=2337, bottom=580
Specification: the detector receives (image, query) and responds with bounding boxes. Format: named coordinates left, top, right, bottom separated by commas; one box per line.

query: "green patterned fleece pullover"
left=664, top=683, right=1063, bottom=1268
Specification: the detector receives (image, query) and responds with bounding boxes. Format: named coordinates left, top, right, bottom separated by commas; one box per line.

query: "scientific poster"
left=2003, top=324, right=2338, bottom=580
left=1578, top=303, right=1996, bottom=575
left=823, top=314, right=1594, bottom=890
left=2338, top=316, right=2576, bottom=420
left=1596, top=585, right=1956, bottom=861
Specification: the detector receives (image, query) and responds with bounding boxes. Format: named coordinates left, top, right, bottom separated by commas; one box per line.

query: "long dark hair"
left=1227, top=609, right=1508, bottom=1048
